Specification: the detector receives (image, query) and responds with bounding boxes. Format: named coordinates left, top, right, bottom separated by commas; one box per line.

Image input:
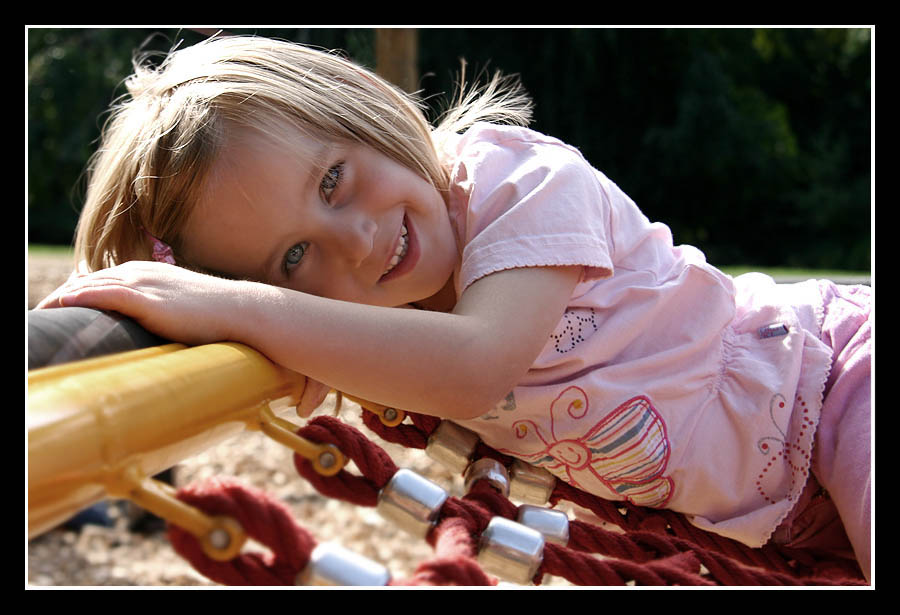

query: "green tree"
left=28, top=28, right=870, bottom=270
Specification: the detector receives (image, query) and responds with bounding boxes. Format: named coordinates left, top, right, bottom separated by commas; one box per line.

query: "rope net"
left=167, top=410, right=866, bottom=586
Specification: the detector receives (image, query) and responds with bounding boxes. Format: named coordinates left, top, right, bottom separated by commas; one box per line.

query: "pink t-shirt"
left=442, top=124, right=833, bottom=548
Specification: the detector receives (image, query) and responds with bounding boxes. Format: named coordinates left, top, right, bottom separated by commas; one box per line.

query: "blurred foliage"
left=28, top=27, right=871, bottom=270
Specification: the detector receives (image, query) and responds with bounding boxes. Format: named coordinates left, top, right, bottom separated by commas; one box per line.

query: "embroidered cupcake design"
left=497, top=387, right=674, bottom=508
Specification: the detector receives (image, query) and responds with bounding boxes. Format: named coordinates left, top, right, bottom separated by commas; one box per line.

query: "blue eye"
left=321, top=162, right=343, bottom=199
left=284, top=242, right=308, bottom=273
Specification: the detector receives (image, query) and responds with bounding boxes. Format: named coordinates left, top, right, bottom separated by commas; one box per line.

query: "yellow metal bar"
left=342, top=394, right=406, bottom=427
left=106, top=465, right=247, bottom=561
left=254, top=406, right=347, bottom=476
left=27, top=342, right=307, bottom=539
left=27, top=343, right=186, bottom=387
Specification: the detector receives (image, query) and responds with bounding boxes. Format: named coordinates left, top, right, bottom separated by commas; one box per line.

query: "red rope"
left=292, top=415, right=397, bottom=506
left=361, top=407, right=433, bottom=448
left=168, top=411, right=866, bottom=586
left=399, top=517, right=495, bottom=586
left=542, top=545, right=714, bottom=586
left=167, top=477, right=316, bottom=586
left=358, top=410, right=866, bottom=585
left=166, top=479, right=497, bottom=585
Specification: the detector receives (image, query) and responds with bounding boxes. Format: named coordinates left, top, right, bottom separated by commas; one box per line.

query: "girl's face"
left=181, top=129, right=460, bottom=311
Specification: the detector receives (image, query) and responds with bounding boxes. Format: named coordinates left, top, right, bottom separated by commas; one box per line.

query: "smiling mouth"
left=382, top=223, right=409, bottom=277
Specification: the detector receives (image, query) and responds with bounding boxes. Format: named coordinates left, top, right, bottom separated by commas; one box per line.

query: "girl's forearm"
left=228, top=282, right=505, bottom=420
left=38, top=262, right=578, bottom=419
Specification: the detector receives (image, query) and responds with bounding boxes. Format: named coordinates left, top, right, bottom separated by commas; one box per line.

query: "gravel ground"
left=27, top=254, right=573, bottom=587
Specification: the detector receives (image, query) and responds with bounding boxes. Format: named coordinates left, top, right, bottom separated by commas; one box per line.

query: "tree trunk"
left=375, top=28, right=419, bottom=93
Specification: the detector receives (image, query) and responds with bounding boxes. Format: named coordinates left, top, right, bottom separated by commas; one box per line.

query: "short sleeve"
left=445, top=125, right=615, bottom=295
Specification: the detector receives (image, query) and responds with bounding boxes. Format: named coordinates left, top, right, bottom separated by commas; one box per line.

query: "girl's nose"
left=331, top=213, right=377, bottom=268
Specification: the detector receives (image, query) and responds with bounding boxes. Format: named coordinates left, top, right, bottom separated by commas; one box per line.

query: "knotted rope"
left=168, top=477, right=315, bottom=586
left=168, top=412, right=865, bottom=586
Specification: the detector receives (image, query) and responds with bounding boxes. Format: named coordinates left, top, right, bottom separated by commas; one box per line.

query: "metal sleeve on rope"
left=296, top=543, right=391, bottom=586
left=377, top=469, right=450, bottom=539
left=477, top=516, right=545, bottom=585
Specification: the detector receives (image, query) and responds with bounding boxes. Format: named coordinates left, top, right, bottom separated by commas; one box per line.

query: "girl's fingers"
left=34, top=284, right=79, bottom=310
left=33, top=262, right=237, bottom=347
left=296, top=378, right=333, bottom=417
left=36, top=270, right=143, bottom=311
left=37, top=263, right=162, bottom=309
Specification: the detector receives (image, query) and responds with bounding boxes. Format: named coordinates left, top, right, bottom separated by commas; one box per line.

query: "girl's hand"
left=295, top=378, right=333, bottom=418
left=34, top=261, right=245, bottom=347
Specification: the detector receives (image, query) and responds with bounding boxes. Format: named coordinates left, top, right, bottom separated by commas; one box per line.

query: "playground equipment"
left=28, top=308, right=348, bottom=559
left=27, top=308, right=867, bottom=586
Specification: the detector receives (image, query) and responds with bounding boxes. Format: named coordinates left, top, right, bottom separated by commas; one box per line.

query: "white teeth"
left=383, top=224, right=409, bottom=276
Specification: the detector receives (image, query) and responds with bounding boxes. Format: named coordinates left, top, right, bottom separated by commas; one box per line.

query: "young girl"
left=36, top=35, right=872, bottom=582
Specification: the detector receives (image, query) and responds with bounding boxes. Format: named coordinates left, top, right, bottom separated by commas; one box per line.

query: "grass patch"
left=719, top=266, right=870, bottom=281
left=28, top=244, right=75, bottom=257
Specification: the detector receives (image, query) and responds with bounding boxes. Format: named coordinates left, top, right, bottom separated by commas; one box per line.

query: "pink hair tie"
left=143, top=229, right=176, bottom=264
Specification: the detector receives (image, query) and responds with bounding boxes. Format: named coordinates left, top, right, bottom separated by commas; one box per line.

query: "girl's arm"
left=237, top=265, right=581, bottom=420
left=38, top=261, right=581, bottom=420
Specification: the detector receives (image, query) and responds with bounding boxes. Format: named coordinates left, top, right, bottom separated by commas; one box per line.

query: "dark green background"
left=27, top=27, right=871, bottom=271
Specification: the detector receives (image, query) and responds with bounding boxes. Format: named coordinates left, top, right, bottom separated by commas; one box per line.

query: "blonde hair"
left=74, top=35, right=532, bottom=272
